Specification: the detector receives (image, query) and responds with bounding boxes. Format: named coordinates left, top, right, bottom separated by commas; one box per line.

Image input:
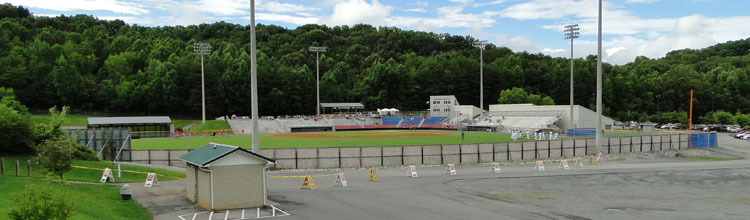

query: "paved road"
left=135, top=135, right=749, bottom=220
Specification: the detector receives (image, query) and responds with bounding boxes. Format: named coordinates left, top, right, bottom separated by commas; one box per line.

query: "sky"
left=7, top=0, right=750, bottom=65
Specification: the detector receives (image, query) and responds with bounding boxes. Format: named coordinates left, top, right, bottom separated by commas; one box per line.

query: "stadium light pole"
left=564, top=24, right=579, bottom=130
left=309, top=46, right=326, bottom=115
left=193, top=42, right=211, bottom=125
left=250, top=0, right=259, bottom=152
left=473, top=40, right=487, bottom=110
left=595, top=0, right=603, bottom=155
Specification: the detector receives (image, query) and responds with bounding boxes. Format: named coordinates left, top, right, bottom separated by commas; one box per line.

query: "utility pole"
left=250, top=0, right=259, bottom=152
left=595, top=0, right=603, bottom=155
left=564, top=24, right=579, bottom=130
left=309, top=46, right=326, bottom=115
left=473, top=40, right=487, bottom=110
left=193, top=43, right=211, bottom=124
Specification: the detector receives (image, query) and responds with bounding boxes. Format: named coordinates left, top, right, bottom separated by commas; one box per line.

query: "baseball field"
left=131, top=130, right=512, bottom=150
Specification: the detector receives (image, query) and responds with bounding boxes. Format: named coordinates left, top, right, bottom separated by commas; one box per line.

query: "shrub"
left=8, top=185, right=76, bottom=220
left=38, top=136, right=76, bottom=183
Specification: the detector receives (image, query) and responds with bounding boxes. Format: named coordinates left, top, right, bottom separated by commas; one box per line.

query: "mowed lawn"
left=0, top=176, right=152, bottom=220
left=132, top=130, right=512, bottom=150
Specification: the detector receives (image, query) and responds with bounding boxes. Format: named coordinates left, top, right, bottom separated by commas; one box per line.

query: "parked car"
left=736, top=131, right=750, bottom=139
left=704, top=126, right=728, bottom=132
left=727, top=126, right=743, bottom=133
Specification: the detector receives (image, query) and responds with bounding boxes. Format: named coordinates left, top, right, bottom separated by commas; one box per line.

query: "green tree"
left=735, top=114, right=750, bottom=128
left=497, top=87, right=529, bottom=104
left=0, top=103, right=35, bottom=154
left=712, top=111, right=735, bottom=125
left=38, top=136, right=76, bottom=184
left=8, top=185, right=76, bottom=220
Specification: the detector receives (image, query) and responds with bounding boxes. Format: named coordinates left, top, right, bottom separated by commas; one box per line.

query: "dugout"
left=87, top=116, right=172, bottom=138
left=320, top=103, right=365, bottom=114
left=179, top=143, right=275, bottom=210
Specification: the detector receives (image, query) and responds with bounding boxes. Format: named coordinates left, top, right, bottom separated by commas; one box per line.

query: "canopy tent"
left=377, top=108, right=400, bottom=116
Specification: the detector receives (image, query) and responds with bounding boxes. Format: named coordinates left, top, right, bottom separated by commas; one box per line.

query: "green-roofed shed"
left=179, top=143, right=275, bottom=211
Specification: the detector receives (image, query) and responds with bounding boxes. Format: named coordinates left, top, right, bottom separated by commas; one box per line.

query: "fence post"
left=167, top=150, right=171, bottom=166
left=27, top=160, right=31, bottom=177
left=619, top=137, right=622, bottom=153
left=492, top=143, right=495, bottom=162
left=440, top=145, right=444, bottom=164
left=506, top=143, right=510, bottom=161
left=640, top=136, right=643, bottom=152
left=1, top=157, right=4, bottom=176
left=547, top=141, right=551, bottom=159
left=148, top=150, right=152, bottom=164
left=15, top=160, right=19, bottom=177
left=650, top=136, right=654, bottom=151
left=573, top=139, right=576, bottom=157
left=584, top=139, right=588, bottom=155
left=607, top=137, right=611, bottom=154
left=521, top=142, right=524, bottom=160
left=630, top=136, right=633, bottom=152
left=380, top=147, right=384, bottom=167
left=421, top=146, right=424, bottom=164
left=339, top=147, right=343, bottom=168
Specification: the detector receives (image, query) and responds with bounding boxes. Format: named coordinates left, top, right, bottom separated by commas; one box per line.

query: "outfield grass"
left=0, top=176, right=152, bottom=220
left=30, top=114, right=89, bottom=127
left=132, top=130, right=512, bottom=150
left=1, top=156, right=185, bottom=183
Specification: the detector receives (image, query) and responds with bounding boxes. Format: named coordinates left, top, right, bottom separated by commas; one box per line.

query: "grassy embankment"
left=0, top=156, right=185, bottom=220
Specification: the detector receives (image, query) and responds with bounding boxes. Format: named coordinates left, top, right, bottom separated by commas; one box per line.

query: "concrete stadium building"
left=487, top=104, right=615, bottom=131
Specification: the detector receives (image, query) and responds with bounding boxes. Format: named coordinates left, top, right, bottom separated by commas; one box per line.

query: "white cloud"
left=473, top=0, right=508, bottom=7
left=543, top=48, right=565, bottom=53
left=7, top=0, right=149, bottom=15
left=625, top=0, right=659, bottom=3
left=583, top=14, right=750, bottom=64
left=411, top=1, right=429, bottom=7
left=403, top=8, right=427, bottom=13
left=256, top=13, right=320, bottom=25
left=449, top=0, right=473, bottom=3
left=321, top=0, right=392, bottom=26
left=257, top=0, right=321, bottom=14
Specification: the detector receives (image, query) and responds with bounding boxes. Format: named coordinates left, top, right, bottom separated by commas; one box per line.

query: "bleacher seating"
left=421, top=117, right=446, bottom=125
left=382, top=117, right=401, bottom=125
left=399, top=117, right=422, bottom=127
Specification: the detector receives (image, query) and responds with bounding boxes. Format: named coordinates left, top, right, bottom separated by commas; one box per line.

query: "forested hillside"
left=1, top=4, right=749, bottom=123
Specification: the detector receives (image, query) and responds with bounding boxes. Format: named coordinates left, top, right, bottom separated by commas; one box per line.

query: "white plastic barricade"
left=596, top=152, right=602, bottom=162
left=407, top=165, right=418, bottom=178
left=558, top=160, right=570, bottom=170
left=100, top=168, right=115, bottom=183
left=144, top=172, right=159, bottom=187
left=490, top=162, right=501, bottom=173
left=575, top=157, right=585, bottom=168
left=334, top=173, right=348, bottom=187
left=445, top=164, right=457, bottom=175
left=534, top=160, right=545, bottom=172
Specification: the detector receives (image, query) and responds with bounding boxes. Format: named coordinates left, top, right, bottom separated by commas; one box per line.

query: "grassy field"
left=132, top=130, right=512, bottom=150
left=1, top=156, right=185, bottom=183
left=0, top=176, right=152, bottom=220
left=30, top=114, right=89, bottom=126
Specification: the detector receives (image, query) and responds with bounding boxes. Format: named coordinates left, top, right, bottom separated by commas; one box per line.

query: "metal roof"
left=178, top=143, right=274, bottom=167
left=87, top=116, right=172, bottom=125
left=319, top=103, right=364, bottom=108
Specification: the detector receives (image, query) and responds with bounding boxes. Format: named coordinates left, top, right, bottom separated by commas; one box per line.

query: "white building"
left=487, top=104, right=615, bottom=131
left=429, top=95, right=484, bottom=123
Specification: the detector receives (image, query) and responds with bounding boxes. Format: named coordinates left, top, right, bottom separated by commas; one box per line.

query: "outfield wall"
left=130, top=134, right=690, bottom=169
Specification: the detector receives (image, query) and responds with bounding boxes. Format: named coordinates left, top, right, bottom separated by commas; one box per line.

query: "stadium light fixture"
left=250, top=0, right=259, bottom=152
left=193, top=42, right=212, bottom=125
left=564, top=24, right=579, bottom=129
left=309, top=46, right=327, bottom=116
left=596, top=0, right=603, bottom=155
left=473, top=40, right=487, bottom=110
